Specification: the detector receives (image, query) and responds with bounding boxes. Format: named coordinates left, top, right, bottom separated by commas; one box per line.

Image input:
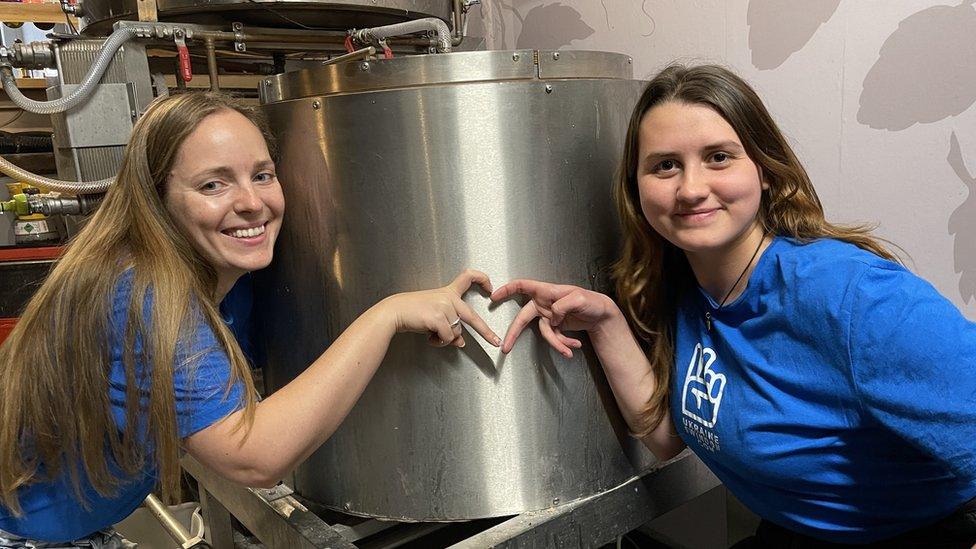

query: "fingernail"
left=493, top=336, right=501, bottom=346
left=459, top=340, right=466, bottom=347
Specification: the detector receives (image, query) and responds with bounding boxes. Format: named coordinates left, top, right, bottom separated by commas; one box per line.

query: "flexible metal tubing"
left=1, top=26, right=139, bottom=115
left=0, top=29, right=137, bottom=192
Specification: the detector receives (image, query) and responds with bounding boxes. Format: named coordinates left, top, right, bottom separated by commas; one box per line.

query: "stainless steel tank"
left=80, top=0, right=450, bottom=36
left=256, top=50, right=655, bottom=521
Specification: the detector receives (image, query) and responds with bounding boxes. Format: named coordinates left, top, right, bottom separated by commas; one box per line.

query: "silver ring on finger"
left=449, top=317, right=462, bottom=329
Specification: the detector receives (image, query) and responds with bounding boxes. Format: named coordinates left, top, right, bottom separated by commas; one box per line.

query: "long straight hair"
left=0, top=92, right=274, bottom=514
left=612, top=65, right=899, bottom=437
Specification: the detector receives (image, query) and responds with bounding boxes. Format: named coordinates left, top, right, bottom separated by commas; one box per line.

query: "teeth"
left=228, top=224, right=266, bottom=238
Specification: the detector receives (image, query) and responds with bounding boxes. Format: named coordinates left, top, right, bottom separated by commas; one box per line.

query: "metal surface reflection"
left=256, top=50, right=655, bottom=520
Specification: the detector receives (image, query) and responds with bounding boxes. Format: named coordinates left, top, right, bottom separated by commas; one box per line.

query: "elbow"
left=223, top=464, right=288, bottom=489
left=231, top=471, right=285, bottom=488
left=248, top=475, right=284, bottom=490
left=646, top=438, right=687, bottom=463
left=650, top=445, right=685, bottom=463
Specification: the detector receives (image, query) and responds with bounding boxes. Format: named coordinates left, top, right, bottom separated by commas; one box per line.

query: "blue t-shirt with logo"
left=672, top=236, right=976, bottom=543
left=0, top=271, right=245, bottom=541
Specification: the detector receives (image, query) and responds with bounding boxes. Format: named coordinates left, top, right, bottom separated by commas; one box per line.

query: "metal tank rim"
left=259, top=49, right=636, bottom=104
left=80, top=0, right=452, bottom=37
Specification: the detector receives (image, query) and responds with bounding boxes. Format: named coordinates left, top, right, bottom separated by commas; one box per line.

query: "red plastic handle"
left=177, top=44, right=192, bottom=82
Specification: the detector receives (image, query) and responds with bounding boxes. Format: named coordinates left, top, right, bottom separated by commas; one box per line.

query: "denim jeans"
left=0, top=529, right=136, bottom=549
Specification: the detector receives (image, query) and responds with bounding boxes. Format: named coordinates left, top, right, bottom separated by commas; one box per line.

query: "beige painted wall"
left=467, top=0, right=976, bottom=316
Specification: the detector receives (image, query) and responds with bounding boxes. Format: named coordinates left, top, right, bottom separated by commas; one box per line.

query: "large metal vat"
left=256, top=50, right=654, bottom=521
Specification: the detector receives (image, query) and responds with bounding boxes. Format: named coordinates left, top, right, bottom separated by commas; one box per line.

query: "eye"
left=199, top=180, right=222, bottom=192
left=254, top=172, right=276, bottom=184
left=652, top=159, right=680, bottom=175
left=709, top=151, right=733, bottom=164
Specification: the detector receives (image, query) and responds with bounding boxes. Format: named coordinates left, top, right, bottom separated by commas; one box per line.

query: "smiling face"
left=163, top=109, right=284, bottom=296
left=637, top=100, right=767, bottom=266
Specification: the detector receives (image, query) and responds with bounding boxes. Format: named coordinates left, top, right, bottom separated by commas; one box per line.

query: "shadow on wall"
left=499, top=2, right=595, bottom=50
left=947, top=133, right=976, bottom=304
left=747, top=0, right=840, bottom=70
left=857, top=0, right=976, bottom=130
left=852, top=1, right=976, bottom=305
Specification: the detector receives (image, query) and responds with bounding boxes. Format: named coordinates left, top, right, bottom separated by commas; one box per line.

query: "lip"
left=221, top=221, right=271, bottom=244
left=222, top=221, right=268, bottom=232
left=675, top=208, right=720, bottom=224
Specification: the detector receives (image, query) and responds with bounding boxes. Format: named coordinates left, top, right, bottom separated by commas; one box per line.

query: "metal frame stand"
left=184, top=451, right=720, bottom=548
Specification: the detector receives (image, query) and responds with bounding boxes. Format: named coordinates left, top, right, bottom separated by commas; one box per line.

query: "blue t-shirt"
left=0, top=271, right=245, bottom=541
left=673, top=236, right=976, bottom=543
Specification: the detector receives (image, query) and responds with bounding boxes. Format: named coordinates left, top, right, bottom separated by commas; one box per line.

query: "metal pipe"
left=453, top=0, right=462, bottom=39
left=321, top=46, right=375, bottom=66
left=144, top=494, right=195, bottom=546
left=352, top=17, right=452, bottom=53
left=196, top=30, right=345, bottom=44
left=204, top=37, right=218, bottom=91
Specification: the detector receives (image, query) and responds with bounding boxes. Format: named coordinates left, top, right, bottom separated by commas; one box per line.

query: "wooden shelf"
left=0, top=3, right=79, bottom=25
left=10, top=78, right=47, bottom=89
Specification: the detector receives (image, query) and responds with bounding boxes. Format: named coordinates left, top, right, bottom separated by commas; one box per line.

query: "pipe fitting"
left=7, top=41, right=56, bottom=70
left=353, top=17, right=452, bottom=53
left=26, top=193, right=103, bottom=216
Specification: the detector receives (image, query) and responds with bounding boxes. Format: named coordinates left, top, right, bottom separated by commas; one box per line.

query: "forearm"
left=588, top=311, right=685, bottom=460
left=187, top=301, right=396, bottom=485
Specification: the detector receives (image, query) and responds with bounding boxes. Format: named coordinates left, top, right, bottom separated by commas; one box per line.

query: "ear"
left=758, top=165, right=769, bottom=190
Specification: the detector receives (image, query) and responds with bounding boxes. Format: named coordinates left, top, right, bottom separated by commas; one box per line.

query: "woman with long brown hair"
left=493, top=64, right=976, bottom=546
left=0, top=91, right=500, bottom=546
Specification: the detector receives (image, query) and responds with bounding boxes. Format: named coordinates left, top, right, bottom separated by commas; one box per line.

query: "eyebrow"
left=641, top=141, right=745, bottom=167
left=187, top=159, right=275, bottom=181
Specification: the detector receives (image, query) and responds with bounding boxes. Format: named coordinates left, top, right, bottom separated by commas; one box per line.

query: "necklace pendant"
left=705, top=311, right=712, bottom=332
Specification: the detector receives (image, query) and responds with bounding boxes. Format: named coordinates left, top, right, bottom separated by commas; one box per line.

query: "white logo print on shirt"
left=681, top=343, right=727, bottom=429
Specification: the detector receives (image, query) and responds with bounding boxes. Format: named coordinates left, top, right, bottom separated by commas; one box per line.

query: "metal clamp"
left=232, top=21, right=246, bottom=52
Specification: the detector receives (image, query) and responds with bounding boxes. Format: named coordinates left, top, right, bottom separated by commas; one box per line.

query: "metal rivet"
left=312, top=100, right=321, bottom=109
left=512, top=53, right=520, bottom=62
left=628, top=57, right=633, bottom=64
left=343, top=502, right=352, bottom=510
left=264, top=79, right=272, bottom=87
left=552, top=498, right=560, bottom=505
left=552, top=52, right=559, bottom=60
left=545, top=84, right=553, bottom=94
left=360, top=61, right=370, bottom=71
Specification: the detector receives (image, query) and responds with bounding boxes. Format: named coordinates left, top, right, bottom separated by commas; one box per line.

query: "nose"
left=234, top=182, right=263, bottom=213
left=675, top=165, right=709, bottom=203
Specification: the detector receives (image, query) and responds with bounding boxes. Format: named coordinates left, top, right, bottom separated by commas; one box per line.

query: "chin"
left=665, top=233, right=724, bottom=254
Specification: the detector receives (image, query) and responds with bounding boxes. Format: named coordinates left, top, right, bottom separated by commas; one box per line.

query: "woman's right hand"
left=379, top=269, right=501, bottom=349
left=490, top=280, right=622, bottom=358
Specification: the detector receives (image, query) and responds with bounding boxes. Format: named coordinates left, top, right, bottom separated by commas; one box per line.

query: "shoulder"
left=766, top=237, right=912, bottom=300
left=760, top=238, right=887, bottom=298
left=752, top=237, right=935, bottom=342
left=773, top=237, right=898, bottom=275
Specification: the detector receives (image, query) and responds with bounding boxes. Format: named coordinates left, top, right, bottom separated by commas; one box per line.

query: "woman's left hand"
left=380, top=269, right=502, bottom=348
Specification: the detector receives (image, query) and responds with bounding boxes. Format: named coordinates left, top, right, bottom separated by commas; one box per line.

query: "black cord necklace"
left=704, top=234, right=766, bottom=332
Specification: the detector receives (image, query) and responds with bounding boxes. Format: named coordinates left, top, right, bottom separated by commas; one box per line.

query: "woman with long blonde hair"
left=0, top=91, right=500, bottom=545
left=493, top=65, right=976, bottom=546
